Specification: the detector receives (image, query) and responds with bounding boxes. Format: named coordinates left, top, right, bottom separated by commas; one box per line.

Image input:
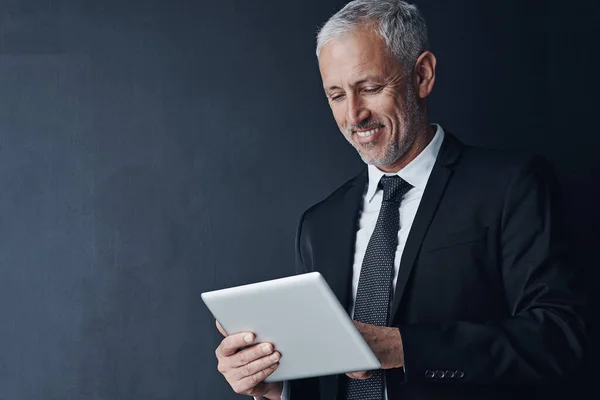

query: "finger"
left=231, top=342, right=274, bottom=368
left=233, top=351, right=281, bottom=380
left=352, top=320, right=363, bottom=332
left=216, top=320, right=228, bottom=337
left=346, top=372, right=371, bottom=379
left=353, top=320, right=369, bottom=330
left=346, top=371, right=372, bottom=380
left=234, top=363, right=279, bottom=395
left=217, top=332, right=255, bottom=357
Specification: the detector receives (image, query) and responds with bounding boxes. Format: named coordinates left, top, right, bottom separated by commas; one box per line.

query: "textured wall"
left=0, top=0, right=597, bottom=398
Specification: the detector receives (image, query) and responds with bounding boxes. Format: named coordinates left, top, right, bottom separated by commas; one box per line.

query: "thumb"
left=215, top=320, right=228, bottom=337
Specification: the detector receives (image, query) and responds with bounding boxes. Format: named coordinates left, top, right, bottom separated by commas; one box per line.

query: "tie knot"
left=379, top=175, right=412, bottom=202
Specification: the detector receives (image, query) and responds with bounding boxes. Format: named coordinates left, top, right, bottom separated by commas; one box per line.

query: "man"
left=214, top=1, right=587, bottom=399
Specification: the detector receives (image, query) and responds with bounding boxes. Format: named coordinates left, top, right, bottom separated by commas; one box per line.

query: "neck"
left=377, top=122, right=435, bottom=173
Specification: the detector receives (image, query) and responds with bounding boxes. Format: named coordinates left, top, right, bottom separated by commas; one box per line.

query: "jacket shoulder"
left=457, top=142, right=555, bottom=178
left=300, top=169, right=366, bottom=220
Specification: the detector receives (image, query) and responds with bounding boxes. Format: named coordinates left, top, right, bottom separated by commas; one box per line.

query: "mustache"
left=348, top=120, right=385, bottom=133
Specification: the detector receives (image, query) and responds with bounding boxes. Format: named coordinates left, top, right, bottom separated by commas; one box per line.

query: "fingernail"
left=270, top=363, right=278, bottom=369
left=244, top=334, right=253, bottom=343
left=270, top=353, right=279, bottom=361
left=262, top=344, right=271, bottom=354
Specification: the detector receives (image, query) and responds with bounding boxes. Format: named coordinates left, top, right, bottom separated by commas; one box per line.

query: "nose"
left=346, top=93, right=371, bottom=127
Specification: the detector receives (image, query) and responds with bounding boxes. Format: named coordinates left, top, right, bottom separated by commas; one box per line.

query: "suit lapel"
left=389, top=133, right=463, bottom=323
left=320, top=169, right=367, bottom=315
left=319, top=169, right=367, bottom=400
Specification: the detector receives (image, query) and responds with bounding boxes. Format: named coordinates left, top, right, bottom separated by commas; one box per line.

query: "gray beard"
left=356, top=87, right=422, bottom=167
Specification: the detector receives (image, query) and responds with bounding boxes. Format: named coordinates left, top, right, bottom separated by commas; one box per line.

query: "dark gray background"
left=0, top=0, right=598, bottom=398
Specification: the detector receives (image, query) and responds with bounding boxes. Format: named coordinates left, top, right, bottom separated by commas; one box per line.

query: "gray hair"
left=316, top=0, right=429, bottom=70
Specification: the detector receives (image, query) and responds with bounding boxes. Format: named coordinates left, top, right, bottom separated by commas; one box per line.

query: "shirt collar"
left=365, top=124, right=445, bottom=203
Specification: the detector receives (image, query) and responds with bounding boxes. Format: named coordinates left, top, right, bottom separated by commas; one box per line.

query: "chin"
left=367, top=158, right=392, bottom=167
left=360, top=152, right=388, bottom=166
left=357, top=143, right=383, bottom=158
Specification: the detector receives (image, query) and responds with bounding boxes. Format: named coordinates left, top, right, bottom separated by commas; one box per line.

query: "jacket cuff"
left=399, top=323, right=466, bottom=384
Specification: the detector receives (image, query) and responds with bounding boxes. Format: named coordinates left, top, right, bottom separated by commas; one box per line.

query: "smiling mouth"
left=355, top=126, right=383, bottom=137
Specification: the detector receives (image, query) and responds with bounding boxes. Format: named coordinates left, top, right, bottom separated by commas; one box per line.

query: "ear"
left=414, top=51, right=436, bottom=99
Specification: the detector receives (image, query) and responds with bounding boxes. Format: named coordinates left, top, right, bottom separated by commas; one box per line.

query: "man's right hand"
left=214, top=320, right=283, bottom=399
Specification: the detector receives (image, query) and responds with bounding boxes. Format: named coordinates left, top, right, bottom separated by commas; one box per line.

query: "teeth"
left=356, top=127, right=381, bottom=137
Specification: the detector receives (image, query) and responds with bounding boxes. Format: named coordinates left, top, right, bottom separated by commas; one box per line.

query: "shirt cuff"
left=281, top=380, right=289, bottom=400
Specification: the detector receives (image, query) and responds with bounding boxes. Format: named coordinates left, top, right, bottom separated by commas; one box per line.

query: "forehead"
left=318, top=28, right=401, bottom=88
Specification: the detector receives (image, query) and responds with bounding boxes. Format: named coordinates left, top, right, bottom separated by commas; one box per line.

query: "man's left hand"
left=346, top=320, right=404, bottom=380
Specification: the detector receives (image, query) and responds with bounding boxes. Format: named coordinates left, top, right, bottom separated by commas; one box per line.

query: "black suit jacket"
left=289, top=133, right=587, bottom=399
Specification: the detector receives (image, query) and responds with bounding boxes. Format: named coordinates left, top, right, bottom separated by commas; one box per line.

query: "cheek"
left=369, top=96, right=401, bottom=120
left=363, top=99, right=389, bottom=124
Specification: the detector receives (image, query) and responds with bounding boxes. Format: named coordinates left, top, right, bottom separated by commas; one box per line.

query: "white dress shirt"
left=261, top=124, right=445, bottom=400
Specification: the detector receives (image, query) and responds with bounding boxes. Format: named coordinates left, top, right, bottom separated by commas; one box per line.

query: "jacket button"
left=425, top=370, right=435, bottom=379
left=455, top=370, right=465, bottom=379
left=445, top=370, right=455, bottom=378
left=435, top=370, right=445, bottom=379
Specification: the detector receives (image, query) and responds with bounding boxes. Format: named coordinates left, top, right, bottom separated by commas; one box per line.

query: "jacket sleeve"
left=285, top=210, right=321, bottom=399
left=397, top=156, right=588, bottom=385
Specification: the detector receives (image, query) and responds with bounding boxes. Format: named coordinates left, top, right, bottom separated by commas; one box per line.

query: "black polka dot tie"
left=345, top=175, right=412, bottom=400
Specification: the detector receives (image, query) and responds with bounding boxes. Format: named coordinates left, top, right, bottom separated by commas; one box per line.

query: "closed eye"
left=363, top=87, right=381, bottom=93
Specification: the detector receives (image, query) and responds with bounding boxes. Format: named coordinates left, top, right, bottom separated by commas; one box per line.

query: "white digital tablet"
left=201, top=271, right=381, bottom=382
